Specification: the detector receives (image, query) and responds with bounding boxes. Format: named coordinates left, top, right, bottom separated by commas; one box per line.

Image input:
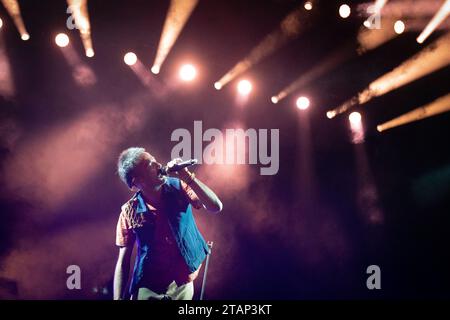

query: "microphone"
left=159, top=159, right=198, bottom=176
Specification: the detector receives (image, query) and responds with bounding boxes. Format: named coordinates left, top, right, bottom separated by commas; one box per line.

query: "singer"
left=113, top=147, right=223, bottom=300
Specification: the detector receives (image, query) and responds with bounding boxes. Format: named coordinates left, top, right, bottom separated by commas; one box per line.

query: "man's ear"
left=130, top=177, right=139, bottom=192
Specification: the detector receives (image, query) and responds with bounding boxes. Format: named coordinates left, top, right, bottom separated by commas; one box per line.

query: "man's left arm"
left=182, top=174, right=223, bottom=213
left=168, top=158, right=223, bottom=213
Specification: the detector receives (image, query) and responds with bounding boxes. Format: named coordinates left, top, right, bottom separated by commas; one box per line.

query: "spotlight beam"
left=1, top=0, right=29, bottom=40
left=152, top=0, right=199, bottom=73
left=372, top=0, right=388, bottom=13
left=274, top=44, right=353, bottom=102
left=215, top=5, right=307, bottom=89
left=328, top=32, right=450, bottom=117
left=67, top=0, right=94, bottom=57
left=0, top=32, right=15, bottom=98
left=377, top=93, right=450, bottom=132
left=416, top=0, right=450, bottom=43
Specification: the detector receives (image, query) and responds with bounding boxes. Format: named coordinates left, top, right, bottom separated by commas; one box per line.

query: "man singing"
left=113, top=147, right=223, bottom=300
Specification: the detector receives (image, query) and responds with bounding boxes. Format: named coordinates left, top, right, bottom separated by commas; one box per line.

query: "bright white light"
left=86, top=48, right=95, bottom=57
left=339, top=4, right=351, bottom=19
left=179, top=64, right=197, bottom=81
left=271, top=96, right=279, bottom=104
left=349, top=112, right=362, bottom=124
left=214, top=82, right=222, bottom=90
left=363, top=20, right=371, bottom=28
left=349, top=112, right=364, bottom=143
left=394, top=20, right=405, bottom=34
left=55, top=33, right=69, bottom=47
left=0, top=18, right=3, bottom=29
left=327, top=111, right=336, bottom=119
left=237, top=80, right=252, bottom=95
left=21, top=33, right=30, bottom=41
left=124, top=52, right=137, bottom=66
left=304, top=1, right=313, bottom=10
left=151, top=65, right=160, bottom=74
left=296, top=96, right=310, bottom=110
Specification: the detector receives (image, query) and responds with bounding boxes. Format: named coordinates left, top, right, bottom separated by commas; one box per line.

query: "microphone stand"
left=199, top=241, right=213, bottom=300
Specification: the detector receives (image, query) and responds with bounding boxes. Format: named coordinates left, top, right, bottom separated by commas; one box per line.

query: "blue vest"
left=129, top=177, right=209, bottom=294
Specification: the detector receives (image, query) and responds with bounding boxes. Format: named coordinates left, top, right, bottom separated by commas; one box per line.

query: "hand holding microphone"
left=159, top=158, right=198, bottom=184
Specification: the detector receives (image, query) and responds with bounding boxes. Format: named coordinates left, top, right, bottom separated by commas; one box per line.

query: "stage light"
left=349, top=112, right=361, bottom=124
left=179, top=64, right=197, bottom=81
left=330, top=32, right=450, bottom=117
left=151, top=65, right=160, bottom=74
left=214, top=82, right=222, bottom=90
left=0, top=18, right=3, bottom=29
left=304, top=2, right=313, bottom=10
left=85, top=48, right=94, bottom=57
left=67, top=0, right=94, bottom=61
left=55, top=33, right=69, bottom=48
left=124, top=52, right=137, bottom=66
left=327, top=111, right=336, bottom=119
left=152, top=0, right=199, bottom=74
left=271, top=96, right=279, bottom=104
left=394, top=20, right=405, bottom=34
left=1, top=0, right=30, bottom=40
left=296, top=96, right=310, bottom=110
left=339, top=4, right=351, bottom=18
left=377, top=93, right=450, bottom=132
left=237, top=80, right=252, bottom=95
left=214, top=4, right=306, bottom=89
left=349, top=112, right=364, bottom=143
left=416, top=0, right=450, bottom=44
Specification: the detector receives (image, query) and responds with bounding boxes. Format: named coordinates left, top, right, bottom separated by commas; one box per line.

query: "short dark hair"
left=117, top=147, right=146, bottom=188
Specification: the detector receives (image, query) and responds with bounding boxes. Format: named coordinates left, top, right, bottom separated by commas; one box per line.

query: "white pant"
left=134, top=281, right=194, bottom=300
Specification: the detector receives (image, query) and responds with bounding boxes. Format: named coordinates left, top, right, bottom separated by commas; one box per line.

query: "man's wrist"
left=182, top=172, right=196, bottom=185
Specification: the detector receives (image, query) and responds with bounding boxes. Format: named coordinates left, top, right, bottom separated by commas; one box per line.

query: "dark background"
left=0, top=0, right=449, bottom=299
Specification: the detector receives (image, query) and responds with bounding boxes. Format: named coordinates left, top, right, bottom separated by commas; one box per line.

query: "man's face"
left=132, top=152, right=165, bottom=190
